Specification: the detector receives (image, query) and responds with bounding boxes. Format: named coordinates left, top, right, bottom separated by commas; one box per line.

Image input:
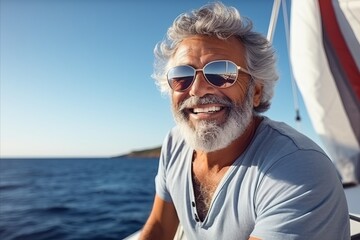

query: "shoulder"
left=159, top=126, right=191, bottom=169
left=253, top=117, right=338, bottom=183
left=250, top=117, right=344, bottom=205
left=251, top=117, right=331, bottom=169
left=161, top=126, right=188, bottom=156
left=257, top=117, right=325, bottom=153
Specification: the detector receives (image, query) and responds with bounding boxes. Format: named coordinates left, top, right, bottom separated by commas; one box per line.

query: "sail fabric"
left=290, top=0, right=360, bottom=183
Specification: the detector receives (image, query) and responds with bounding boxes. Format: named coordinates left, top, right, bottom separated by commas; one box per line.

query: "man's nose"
left=188, top=71, right=216, bottom=97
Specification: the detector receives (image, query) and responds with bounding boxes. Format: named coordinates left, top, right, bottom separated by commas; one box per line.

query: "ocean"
left=0, top=158, right=159, bottom=240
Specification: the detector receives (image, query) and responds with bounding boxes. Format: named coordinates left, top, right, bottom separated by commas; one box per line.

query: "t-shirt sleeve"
left=155, top=131, right=173, bottom=203
left=251, top=150, right=350, bottom=239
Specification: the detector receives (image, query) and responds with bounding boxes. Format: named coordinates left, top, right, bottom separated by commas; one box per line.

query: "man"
left=140, top=2, right=350, bottom=240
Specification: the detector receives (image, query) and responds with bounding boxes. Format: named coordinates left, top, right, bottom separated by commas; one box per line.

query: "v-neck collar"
left=187, top=149, right=246, bottom=226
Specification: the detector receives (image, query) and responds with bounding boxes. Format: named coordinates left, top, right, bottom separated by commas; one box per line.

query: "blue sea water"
left=0, top=158, right=158, bottom=240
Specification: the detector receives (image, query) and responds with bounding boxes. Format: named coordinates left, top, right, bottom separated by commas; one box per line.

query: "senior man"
left=140, top=2, right=350, bottom=240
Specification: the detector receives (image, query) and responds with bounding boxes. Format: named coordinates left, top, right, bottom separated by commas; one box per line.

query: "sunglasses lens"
left=204, top=61, right=238, bottom=88
left=167, top=65, right=195, bottom=91
left=167, top=61, right=239, bottom=91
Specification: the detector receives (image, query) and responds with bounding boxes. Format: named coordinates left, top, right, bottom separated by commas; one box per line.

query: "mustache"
left=178, top=95, right=233, bottom=111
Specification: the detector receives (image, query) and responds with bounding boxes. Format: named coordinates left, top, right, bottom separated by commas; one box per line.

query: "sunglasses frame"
left=167, top=60, right=251, bottom=92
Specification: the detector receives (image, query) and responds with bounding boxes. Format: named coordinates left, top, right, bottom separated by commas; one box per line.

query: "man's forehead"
left=171, top=35, right=246, bottom=66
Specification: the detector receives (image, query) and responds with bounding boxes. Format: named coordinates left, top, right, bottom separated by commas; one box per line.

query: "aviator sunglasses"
left=167, top=60, right=251, bottom=92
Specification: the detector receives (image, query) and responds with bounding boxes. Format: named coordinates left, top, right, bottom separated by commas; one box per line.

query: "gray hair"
left=152, top=2, right=278, bottom=113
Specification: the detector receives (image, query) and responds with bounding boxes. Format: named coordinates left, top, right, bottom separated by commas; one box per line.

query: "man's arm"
left=140, top=194, right=179, bottom=240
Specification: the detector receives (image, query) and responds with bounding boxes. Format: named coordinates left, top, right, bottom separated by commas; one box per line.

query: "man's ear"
left=253, top=83, right=263, bottom=107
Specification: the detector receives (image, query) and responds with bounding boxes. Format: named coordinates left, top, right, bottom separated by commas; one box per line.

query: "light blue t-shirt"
left=155, top=117, right=350, bottom=240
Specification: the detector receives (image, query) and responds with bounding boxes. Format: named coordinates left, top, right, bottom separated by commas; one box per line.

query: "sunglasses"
left=167, top=60, right=251, bottom=92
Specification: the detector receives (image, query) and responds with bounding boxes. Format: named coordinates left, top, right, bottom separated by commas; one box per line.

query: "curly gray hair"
left=152, top=2, right=278, bottom=113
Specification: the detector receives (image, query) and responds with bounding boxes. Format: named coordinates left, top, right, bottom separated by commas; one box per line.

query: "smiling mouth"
left=191, top=106, right=223, bottom=114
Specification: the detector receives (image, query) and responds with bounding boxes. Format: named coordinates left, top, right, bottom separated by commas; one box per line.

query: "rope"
left=281, top=0, right=302, bottom=124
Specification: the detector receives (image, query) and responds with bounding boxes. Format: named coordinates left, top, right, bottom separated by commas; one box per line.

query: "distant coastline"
left=113, top=146, right=161, bottom=159
left=0, top=147, right=162, bottom=160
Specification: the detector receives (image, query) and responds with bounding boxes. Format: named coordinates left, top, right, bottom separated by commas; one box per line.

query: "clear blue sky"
left=0, top=0, right=319, bottom=157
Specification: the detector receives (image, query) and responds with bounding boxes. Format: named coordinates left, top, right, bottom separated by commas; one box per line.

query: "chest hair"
left=192, top=170, right=225, bottom=221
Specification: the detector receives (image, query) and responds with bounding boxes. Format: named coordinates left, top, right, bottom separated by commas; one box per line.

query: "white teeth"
left=193, top=106, right=221, bottom=113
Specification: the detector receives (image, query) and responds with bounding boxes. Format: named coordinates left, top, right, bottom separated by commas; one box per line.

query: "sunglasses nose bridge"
left=194, top=68, right=204, bottom=77
left=193, top=68, right=210, bottom=86
left=188, top=67, right=216, bottom=96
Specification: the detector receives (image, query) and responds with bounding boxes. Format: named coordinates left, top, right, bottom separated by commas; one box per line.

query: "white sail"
left=290, top=0, right=360, bottom=184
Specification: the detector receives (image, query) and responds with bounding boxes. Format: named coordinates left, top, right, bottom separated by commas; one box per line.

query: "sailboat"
left=125, top=0, right=360, bottom=238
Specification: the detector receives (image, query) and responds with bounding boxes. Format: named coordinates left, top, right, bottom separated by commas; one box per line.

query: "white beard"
left=172, top=85, right=254, bottom=153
